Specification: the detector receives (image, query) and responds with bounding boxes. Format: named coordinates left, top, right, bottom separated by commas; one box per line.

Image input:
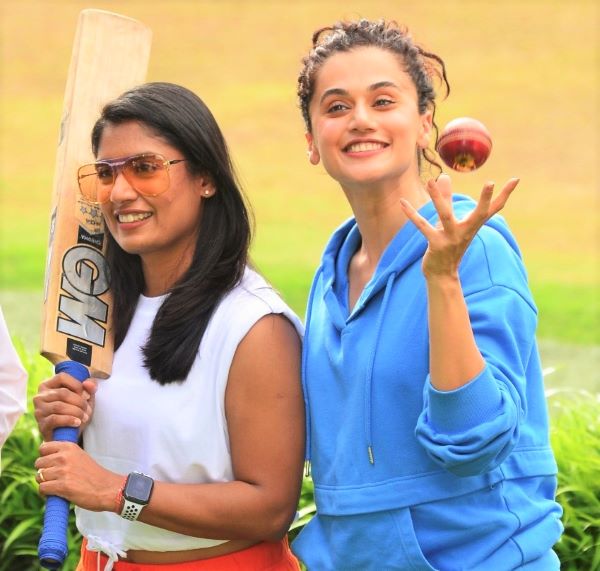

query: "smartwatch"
left=120, top=471, right=154, bottom=521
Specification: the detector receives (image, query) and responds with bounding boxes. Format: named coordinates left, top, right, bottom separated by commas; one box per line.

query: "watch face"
left=125, top=472, right=154, bottom=504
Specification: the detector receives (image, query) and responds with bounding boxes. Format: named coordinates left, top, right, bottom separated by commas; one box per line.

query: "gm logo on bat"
left=57, top=227, right=109, bottom=365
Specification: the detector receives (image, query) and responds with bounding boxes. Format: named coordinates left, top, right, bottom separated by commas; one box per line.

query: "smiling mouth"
left=117, top=212, right=152, bottom=223
left=344, top=141, right=388, bottom=153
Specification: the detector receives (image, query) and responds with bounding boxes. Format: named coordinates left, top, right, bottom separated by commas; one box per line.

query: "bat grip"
left=38, top=360, right=89, bottom=569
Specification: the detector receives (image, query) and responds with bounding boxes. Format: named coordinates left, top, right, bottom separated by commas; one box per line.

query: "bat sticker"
left=57, top=242, right=109, bottom=354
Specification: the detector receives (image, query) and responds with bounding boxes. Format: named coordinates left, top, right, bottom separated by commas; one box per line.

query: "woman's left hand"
left=400, top=174, right=519, bottom=279
left=34, top=441, right=122, bottom=512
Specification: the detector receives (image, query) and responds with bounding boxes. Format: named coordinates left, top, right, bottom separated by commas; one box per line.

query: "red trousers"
left=76, top=537, right=300, bottom=570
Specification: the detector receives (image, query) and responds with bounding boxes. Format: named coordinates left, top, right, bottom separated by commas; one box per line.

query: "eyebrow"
left=319, top=81, right=399, bottom=104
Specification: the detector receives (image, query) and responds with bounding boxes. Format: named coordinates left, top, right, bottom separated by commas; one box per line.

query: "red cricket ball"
left=436, top=117, right=493, bottom=172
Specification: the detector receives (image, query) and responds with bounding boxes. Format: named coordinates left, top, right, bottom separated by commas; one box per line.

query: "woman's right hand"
left=33, top=372, right=97, bottom=442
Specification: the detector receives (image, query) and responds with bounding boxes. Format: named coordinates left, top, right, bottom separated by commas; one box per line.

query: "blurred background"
left=0, top=0, right=598, bottom=391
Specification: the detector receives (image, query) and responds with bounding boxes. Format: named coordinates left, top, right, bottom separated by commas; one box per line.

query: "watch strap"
left=120, top=497, right=145, bottom=521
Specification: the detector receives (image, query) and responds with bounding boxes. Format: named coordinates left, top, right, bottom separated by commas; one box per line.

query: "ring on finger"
left=37, top=468, right=45, bottom=483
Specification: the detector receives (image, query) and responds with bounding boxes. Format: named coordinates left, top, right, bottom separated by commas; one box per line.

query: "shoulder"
left=234, top=268, right=289, bottom=309
left=225, top=275, right=302, bottom=395
left=212, top=267, right=304, bottom=339
left=460, top=213, right=531, bottom=298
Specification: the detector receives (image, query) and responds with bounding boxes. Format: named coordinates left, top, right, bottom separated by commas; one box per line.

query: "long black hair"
left=91, top=82, right=252, bottom=384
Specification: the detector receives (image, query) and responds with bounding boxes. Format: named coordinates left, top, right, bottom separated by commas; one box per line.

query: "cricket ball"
left=436, top=117, right=492, bottom=172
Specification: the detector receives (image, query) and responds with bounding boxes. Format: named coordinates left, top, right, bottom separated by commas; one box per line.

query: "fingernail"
left=74, top=418, right=82, bottom=426
left=83, top=414, right=89, bottom=424
left=83, top=391, right=90, bottom=400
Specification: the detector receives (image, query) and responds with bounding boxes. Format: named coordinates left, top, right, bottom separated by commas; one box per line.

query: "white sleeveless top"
left=76, top=268, right=303, bottom=561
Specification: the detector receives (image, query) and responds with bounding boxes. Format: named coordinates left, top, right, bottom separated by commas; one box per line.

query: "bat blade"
left=38, top=10, right=151, bottom=568
left=41, top=9, right=151, bottom=379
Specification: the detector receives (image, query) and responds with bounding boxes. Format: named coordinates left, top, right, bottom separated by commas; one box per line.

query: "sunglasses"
left=77, top=153, right=186, bottom=204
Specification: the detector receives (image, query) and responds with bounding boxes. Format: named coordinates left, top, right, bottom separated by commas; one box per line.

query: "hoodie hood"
left=321, top=194, right=520, bottom=329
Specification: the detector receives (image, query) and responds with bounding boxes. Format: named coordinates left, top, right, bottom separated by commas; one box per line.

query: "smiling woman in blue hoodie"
left=291, top=19, right=563, bottom=570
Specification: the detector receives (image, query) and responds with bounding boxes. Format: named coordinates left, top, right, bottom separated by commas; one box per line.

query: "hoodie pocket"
left=293, top=508, right=437, bottom=571
left=390, top=508, right=438, bottom=571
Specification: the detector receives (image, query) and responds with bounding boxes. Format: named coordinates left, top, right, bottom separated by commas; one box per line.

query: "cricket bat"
left=38, top=10, right=151, bottom=569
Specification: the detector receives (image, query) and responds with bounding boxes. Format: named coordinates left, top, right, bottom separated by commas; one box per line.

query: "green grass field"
left=0, top=0, right=598, bottom=390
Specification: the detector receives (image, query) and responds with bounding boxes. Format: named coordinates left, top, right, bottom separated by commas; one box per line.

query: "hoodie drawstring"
left=364, top=272, right=396, bottom=465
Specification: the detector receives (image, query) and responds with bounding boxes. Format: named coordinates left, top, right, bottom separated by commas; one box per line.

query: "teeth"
left=117, top=212, right=152, bottom=223
left=346, top=142, right=386, bottom=153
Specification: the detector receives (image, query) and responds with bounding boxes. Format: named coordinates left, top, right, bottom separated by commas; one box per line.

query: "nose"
left=108, top=170, right=138, bottom=203
left=349, top=101, right=376, bottom=132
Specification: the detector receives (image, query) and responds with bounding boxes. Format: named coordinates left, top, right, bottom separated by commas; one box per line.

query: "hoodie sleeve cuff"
left=425, top=366, right=504, bottom=434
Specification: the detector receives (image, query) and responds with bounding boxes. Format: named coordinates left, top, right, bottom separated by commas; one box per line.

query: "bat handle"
left=38, top=360, right=89, bottom=569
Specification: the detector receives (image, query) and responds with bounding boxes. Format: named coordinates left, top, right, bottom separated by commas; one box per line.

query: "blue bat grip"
left=38, top=360, right=89, bottom=569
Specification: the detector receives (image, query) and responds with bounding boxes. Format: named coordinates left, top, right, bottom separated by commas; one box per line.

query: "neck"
left=141, top=245, right=195, bottom=297
left=342, top=174, right=430, bottom=264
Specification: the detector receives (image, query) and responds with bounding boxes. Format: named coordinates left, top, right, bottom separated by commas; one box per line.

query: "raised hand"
left=400, top=174, right=519, bottom=280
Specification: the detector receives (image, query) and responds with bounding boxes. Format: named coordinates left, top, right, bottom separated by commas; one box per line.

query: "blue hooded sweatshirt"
left=292, top=196, right=562, bottom=570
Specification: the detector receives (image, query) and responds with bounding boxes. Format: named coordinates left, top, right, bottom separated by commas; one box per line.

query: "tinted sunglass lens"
left=78, top=163, right=109, bottom=203
left=124, top=154, right=169, bottom=196
left=78, top=154, right=172, bottom=203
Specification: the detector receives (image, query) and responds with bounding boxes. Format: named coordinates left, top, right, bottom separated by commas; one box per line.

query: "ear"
left=305, top=132, right=320, bottom=165
left=417, top=110, right=434, bottom=150
left=198, top=176, right=216, bottom=198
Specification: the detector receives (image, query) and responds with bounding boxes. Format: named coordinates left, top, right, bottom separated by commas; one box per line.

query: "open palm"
left=400, top=174, right=520, bottom=279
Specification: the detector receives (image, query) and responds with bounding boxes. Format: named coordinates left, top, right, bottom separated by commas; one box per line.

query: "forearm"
left=426, top=274, right=485, bottom=391
left=138, top=479, right=296, bottom=541
left=37, top=442, right=299, bottom=542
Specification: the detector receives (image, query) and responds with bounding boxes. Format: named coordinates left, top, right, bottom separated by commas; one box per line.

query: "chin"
left=340, top=171, right=392, bottom=188
left=114, top=238, right=147, bottom=257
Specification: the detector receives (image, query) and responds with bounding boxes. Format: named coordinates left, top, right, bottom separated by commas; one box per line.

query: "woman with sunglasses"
left=33, top=82, right=304, bottom=570
left=291, top=19, right=562, bottom=570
